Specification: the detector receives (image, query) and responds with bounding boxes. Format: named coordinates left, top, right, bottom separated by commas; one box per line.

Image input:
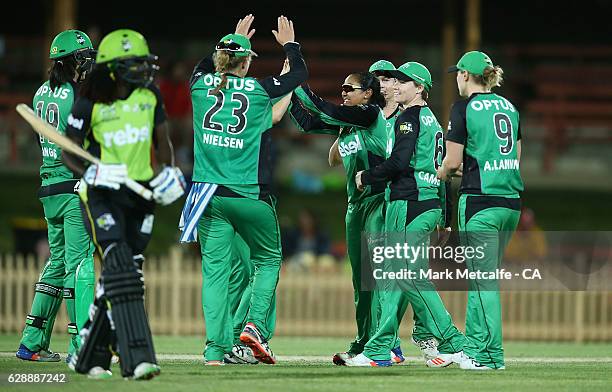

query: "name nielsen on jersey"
left=202, top=133, right=244, bottom=149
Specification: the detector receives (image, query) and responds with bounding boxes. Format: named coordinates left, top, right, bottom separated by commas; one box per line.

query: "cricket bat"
left=16, top=103, right=153, bottom=201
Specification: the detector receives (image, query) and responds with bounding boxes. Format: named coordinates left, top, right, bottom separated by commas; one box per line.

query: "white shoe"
left=132, top=362, right=161, bottom=380
left=87, top=366, right=113, bottom=380
left=456, top=353, right=493, bottom=370
left=332, top=351, right=356, bottom=366
left=345, top=353, right=393, bottom=367
left=411, top=337, right=439, bottom=361
left=426, top=352, right=461, bottom=368
left=224, top=344, right=258, bottom=364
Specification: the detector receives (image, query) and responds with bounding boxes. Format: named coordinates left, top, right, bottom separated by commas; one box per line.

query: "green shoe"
left=132, top=362, right=161, bottom=380
left=87, top=366, right=113, bottom=380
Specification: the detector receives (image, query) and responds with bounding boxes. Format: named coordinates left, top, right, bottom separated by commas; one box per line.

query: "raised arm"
left=289, top=95, right=340, bottom=136
left=294, top=84, right=379, bottom=128
left=259, top=16, right=308, bottom=98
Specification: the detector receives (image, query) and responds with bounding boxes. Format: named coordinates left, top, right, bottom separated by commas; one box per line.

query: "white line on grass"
left=3, top=352, right=611, bottom=363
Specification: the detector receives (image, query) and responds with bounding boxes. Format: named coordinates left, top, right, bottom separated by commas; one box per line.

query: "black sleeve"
left=189, top=54, right=214, bottom=88
left=517, top=123, right=522, bottom=141
left=446, top=100, right=468, bottom=145
left=361, top=114, right=420, bottom=185
left=259, top=42, right=308, bottom=98
left=65, top=97, right=94, bottom=144
left=290, top=95, right=339, bottom=133
left=147, top=84, right=168, bottom=126
left=299, top=84, right=379, bottom=128
left=444, top=181, right=453, bottom=227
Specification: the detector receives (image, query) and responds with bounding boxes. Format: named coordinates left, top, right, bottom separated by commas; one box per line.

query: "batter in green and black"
left=63, top=29, right=185, bottom=380
left=431, top=51, right=523, bottom=370
left=16, top=29, right=96, bottom=365
left=189, top=15, right=307, bottom=365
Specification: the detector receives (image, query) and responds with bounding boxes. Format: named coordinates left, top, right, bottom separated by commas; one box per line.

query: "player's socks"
left=345, top=353, right=393, bottom=367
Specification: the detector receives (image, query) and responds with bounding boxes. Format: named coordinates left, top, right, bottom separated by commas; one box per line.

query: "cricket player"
left=351, top=62, right=465, bottom=366
left=290, top=71, right=406, bottom=365
left=187, top=15, right=307, bottom=365
left=16, top=30, right=96, bottom=364
left=63, top=29, right=185, bottom=380
left=432, top=51, right=523, bottom=370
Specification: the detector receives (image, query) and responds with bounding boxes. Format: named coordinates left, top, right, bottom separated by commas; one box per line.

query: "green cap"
left=389, top=62, right=432, bottom=91
left=96, top=29, right=153, bottom=64
left=369, top=60, right=395, bottom=74
left=448, top=51, right=493, bottom=75
left=216, top=33, right=258, bottom=57
left=49, top=30, right=93, bottom=59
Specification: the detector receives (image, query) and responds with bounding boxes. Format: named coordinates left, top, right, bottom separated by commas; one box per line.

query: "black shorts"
left=81, top=185, right=156, bottom=255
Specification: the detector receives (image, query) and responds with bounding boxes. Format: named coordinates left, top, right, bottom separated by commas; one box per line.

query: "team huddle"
left=16, top=14, right=523, bottom=380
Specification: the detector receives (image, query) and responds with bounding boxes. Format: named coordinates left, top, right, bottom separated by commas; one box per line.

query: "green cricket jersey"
left=446, top=92, right=523, bottom=196
left=189, top=42, right=308, bottom=200
left=361, top=105, right=445, bottom=202
left=290, top=86, right=394, bottom=204
left=33, top=81, right=78, bottom=186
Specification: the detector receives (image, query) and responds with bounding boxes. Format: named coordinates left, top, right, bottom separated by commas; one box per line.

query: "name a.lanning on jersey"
left=202, top=133, right=244, bottom=149
left=484, top=159, right=520, bottom=171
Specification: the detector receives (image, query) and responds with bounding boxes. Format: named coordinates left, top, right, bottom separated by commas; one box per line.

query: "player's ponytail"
left=49, top=55, right=77, bottom=90
left=358, top=72, right=386, bottom=109
left=477, top=65, right=504, bottom=90
left=211, top=50, right=247, bottom=95
left=79, top=63, right=119, bottom=104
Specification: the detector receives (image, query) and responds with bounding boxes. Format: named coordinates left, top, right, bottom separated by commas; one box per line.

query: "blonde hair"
left=211, top=51, right=248, bottom=95
left=472, top=65, right=504, bottom=90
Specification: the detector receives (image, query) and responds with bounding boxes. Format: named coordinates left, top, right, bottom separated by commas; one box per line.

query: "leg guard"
left=20, top=282, right=63, bottom=352
left=133, top=254, right=145, bottom=270
left=102, top=242, right=156, bottom=377
left=63, top=287, right=79, bottom=356
left=74, top=293, right=114, bottom=374
left=68, top=257, right=95, bottom=355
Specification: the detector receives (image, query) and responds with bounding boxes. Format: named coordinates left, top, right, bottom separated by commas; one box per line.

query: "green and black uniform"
left=190, top=42, right=307, bottom=361
left=446, top=92, right=523, bottom=369
left=66, top=84, right=167, bottom=376
left=359, top=104, right=466, bottom=361
left=290, top=85, right=401, bottom=354
left=20, top=80, right=95, bottom=357
left=66, top=85, right=166, bottom=253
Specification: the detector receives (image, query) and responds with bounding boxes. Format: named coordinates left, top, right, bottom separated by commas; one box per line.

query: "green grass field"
left=1, top=334, right=611, bottom=391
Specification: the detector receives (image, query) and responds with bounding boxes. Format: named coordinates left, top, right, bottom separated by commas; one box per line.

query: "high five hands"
left=234, top=14, right=295, bottom=46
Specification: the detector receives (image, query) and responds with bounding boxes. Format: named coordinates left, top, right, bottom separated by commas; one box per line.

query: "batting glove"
left=83, top=163, right=128, bottom=190
left=149, top=166, right=187, bottom=206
